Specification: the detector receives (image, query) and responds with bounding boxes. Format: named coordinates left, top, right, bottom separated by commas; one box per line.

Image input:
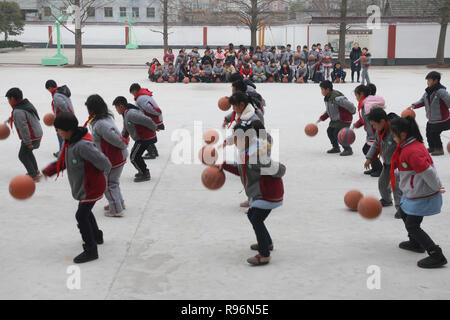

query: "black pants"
left=19, top=141, right=40, bottom=177
left=362, top=143, right=382, bottom=172
left=76, top=202, right=99, bottom=247
left=147, top=143, right=159, bottom=157
left=399, top=208, right=436, bottom=252
left=131, top=140, right=152, bottom=174
left=247, top=207, right=272, bottom=257
left=426, top=119, right=450, bottom=150
left=327, top=126, right=351, bottom=150
left=351, top=67, right=360, bottom=82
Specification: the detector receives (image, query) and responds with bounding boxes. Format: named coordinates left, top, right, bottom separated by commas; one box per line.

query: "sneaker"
left=380, top=199, right=393, bottom=207
left=143, top=153, right=157, bottom=160
left=247, top=254, right=271, bottom=266
left=370, top=170, right=382, bottom=178
left=104, top=210, right=124, bottom=218
left=327, top=147, right=341, bottom=154
left=431, top=149, right=445, bottom=156
left=96, top=230, right=104, bottom=245
left=394, top=209, right=402, bottom=219
left=73, top=245, right=98, bottom=264
left=250, top=243, right=274, bottom=251
left=340, top=149, right=353, bottom=156
left=104, top=202, right=126, bottom=211
left=240, top=200, right=250, bottom=208
left=364, top=169, right=373, bottom=175
left=134, top=171, right=151, bottom=183
left=399, top=241, right=425, bottom=253
left=418, top=246, right=447, bottom=269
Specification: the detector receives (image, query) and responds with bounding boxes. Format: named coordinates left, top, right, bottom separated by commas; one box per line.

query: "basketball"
left=218, top=97, right=231, bottom=111
left=447, top=142, right=450, bottom=154
left=203, top=129, right=219, bottom=144
left=157, top=77, right=164, bottom=83
left=335, top=78, right=341, bottom=83
left=297, top=77, right=304, bottom=83
left=344, top=190, right=364, bottom=211
left=282, top=77, right=288, bottom=83
left=9, top=175, right=36, bottom=200
left=309, top=54, right=315, bottom=60
left=201, top=166, right=225, bottom=190
left=338, top=128, right=356, bottom=146
left=294, top=53, right=301, bottom=59
left=0, top=124, right=10, bottom=140
left=183, top=77, right=190, bottom=84
left=191, top=77, right=198, bottom=83
left=357, top=196, right=382, bottom=219
left=401, top=109, right=416, bottom=119
left=215, top=77, right=222, bottom=83
left=267, top=77, right=275, bottom=83
left=198, top=145, right=218, bottom=165
left=305, top=123, right=318, bottom=137
left=325, top=55, right=331, bottom=60
left=361, top=56, right=368, bottom=63
left=168, top=76, right=176, bottom=83
left=43, top=113, right=55, bottom=127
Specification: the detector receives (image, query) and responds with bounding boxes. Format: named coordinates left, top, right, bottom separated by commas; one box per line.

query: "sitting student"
left=240, top=62, right=253, bottom=80
left=278, top=62, right=294, bottom=83
left=215, top=47, right=226, bottom=61
left=223, top=61, right=237, bottom=82
left=331, top=62, right=347, bottom=83
left=190, top=64, right=201, bottom=82
left=295, top=61, right=308, bottom=83
left=212, top=60, right=225, bottom=82
left=265, top=60, right=280, bottom=82
left=189, top=47, right=201, bottom=60
left=152, top=63, right=164, bottom=82
left=163, top=63, right=178, bottom=82
left=175, top=50, right=186, bottom=67
left=312, top=61, right=325, bottom=83
left=177, top=60, right=190, bottom=82
left=322, top=45, right=333, bottom=81
left=307, top=54, right=317, bottom=82
left=201, top=61, right=214, bottom=83
left=252, top=60, right=267, bottom=83
left=146, top=58, right=159, bottom=80
left=300, top=45, right=309, bottom=64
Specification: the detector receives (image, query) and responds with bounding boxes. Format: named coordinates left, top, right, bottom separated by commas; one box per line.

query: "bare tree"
left=150, top=0, right=178, bottom=53
left=46, top=0, right=113, bottom=66
left=338, top=0, right=348, bottom=65
left=430, top=0, right=449, bottom=65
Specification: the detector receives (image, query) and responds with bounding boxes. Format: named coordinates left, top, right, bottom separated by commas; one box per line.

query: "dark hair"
left=54, top=112, right=79, bottom=131
left=303, top=45, right=308, bottom=49
left=229, top=92, right=249, bottom=106
left=229, top=73, right=244, bottom=83
left=129, top=83, right=141, bottom=93
left=85, top=94, right=113, bottom=120
left=426, top=71, right=441, bottom=81
left=232, top=80, right=247, bottom=93
left=113, top=96, right=128, bottom=107
left=320, top=80, right=333, bottom=91
left=5, top=87, right=23, bottom=100
left=363, top=47, right=368, bottom=51
left=355, top=85, right=370, bottom=97
left=390, top=116, right=423, bottom=143
left=45, top=80, right=57, bottom=89
left=317, top=43, right=321, bottom=46
left=368, top=83, right=377, bottom=95
left=367, top=107, right=388, bottom=123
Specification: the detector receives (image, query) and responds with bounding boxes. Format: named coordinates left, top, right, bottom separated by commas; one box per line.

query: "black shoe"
left=96, top=230, right=104, bottom=245
left=431, top=149, right=444, bottom=156
left=418, top=246, right=447, bottom=269
left=340, top=149, right=353, bottom=156
left=134, top=171, right=151, bottom=183
left=370, top=170, right=382, bottom=178
left=399, top=241, right=425, bottom=253
left=327, top=147, right=341, bottom=154
left=380, top=199, right=393, bottom=207
left=53, top=152, right=60, bottom=158
left=74, top=245, right=98, bottom=264
left=427, top=148, right=434, bottom=153
left=394, top=209, right=402, bottom=219
left=143, top=153, right=157, bottom=160
left=364, top=169, right=373, bottom=175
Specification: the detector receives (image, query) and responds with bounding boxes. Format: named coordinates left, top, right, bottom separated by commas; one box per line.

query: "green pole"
left=56, top=20, right=61, bottom=55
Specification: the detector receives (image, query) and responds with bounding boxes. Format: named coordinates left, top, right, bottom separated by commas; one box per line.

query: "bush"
left=0, top=40, right=23, bottom=48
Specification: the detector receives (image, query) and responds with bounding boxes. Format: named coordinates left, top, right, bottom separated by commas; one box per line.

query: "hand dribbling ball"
left=0, top=124, right=10, bottom=140
left=305, top=123, right=318, bottom=137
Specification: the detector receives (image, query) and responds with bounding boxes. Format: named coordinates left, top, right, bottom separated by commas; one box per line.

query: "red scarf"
left=357, top=97, right=366, bottom=128
left=56, top=132, right=93, bottom=178
left=83, top=115, right=95, bottom=128
left=240, top=153, right=249, bottom=188
left=50, top=87, right=58, bottom=113
left=134, top=88, right=153, bottom=101
left=9, top=99, right=22, bottom=129
left=376, top=121, right=390, bottom=158
left=389, top=143, right=401, bottom=192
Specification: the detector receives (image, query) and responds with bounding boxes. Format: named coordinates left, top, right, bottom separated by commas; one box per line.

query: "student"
left=295, top=61, right=308, bottom=83
left=129, top=83, right=164, bottom=160
left=175, top=50, right=186, bottom=67
left=252, top=60, right=266, bottom=83
left=350, top=42, right=362, bottom=83
left=45, top=80, right=75, bottom=158
left=212, top=60, right=225, bottom=82
left=312, top=61, right=325, bottom=83
left=152, top=63, right=164, bottom=82
left=225, top=43, right=238, bottom=66
left=5, top=88, right=43, bottom=181
left=300, top=45, right=309, bottom=64
left=322, top=45, right=333, bottom=81
left=113, top=96, right=156, bottom=183
left=163, top=63, right=178, bottom=82
left=215, top=47, right=226, bottom=61
left=223, top=61, right=236, bottom=82
left=307, top=54, right=317, bottom=82
left=265, top=59, right=279, bottom=82
left=389, top=116, right=447, bottom=269
left=278, top=62, right=293, bottom=83
left=240, top=62, right=253, bottom=80
left=355, top=48, right=371, bottom=85
left=352, top=85, right=384, bottom=177
left=43, top=112, right=112, bottom=264
left=189, top=47, right=201, bottom=60
left=277, top=46, right=289, bottom=66
left=317, top=81, right=356, bottom=156
left=365, top=108, right=401, bottom=211
left=85, top=95, right=128, bottom=217
left=409, top=71, right=450, bottom=156
left=190, top=64, right=201, bottom=82
left=331, top=62, right=347, bottom=83
left=163, top=48, right=174, bottom=66
left=220, top=114, right=286, bottom=266
left=177, top=60, right=190, bottom=82
left=286, top=44, right=294, bottom=64
left=201, top=61, right=214, bottom=83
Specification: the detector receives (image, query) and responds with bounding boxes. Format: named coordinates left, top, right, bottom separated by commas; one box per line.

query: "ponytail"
left=390, top=116, right=423, bottom=143
left=367, top=83, right=377, bottom=96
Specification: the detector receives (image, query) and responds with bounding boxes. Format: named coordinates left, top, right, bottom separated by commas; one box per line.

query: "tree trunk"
left=163, top=0, right=169, bottom=53
left=250, top=24, right=258, bottom=48
left=338, top=0, right=348, bottom=66
left=436, top=8, right=448, bottom=65
left=250, top=0, right=258, bottom=48
left=4, top=32, right=7, bottom=41
left=74, top=0, right=83, bottom=66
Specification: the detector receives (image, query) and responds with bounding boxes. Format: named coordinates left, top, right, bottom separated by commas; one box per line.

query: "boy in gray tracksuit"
left=113, top=96, right=157, bottom=183
left=5, top=88, right=43, bottom=180
left=365, top=108, right=401, bottom=214
left=265, top=61, right=279, bottom=82
left=355, top=48, right=371, bottom=85
left=252, top=60, right=266, bottom=83
left=43, top=112, right=112, bottom=264
left=212, top=61, right=224, bottom=82
left=317, top=81, right=356, bottom=156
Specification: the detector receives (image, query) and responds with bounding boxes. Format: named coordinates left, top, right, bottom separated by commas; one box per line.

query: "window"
left=87, top=7, right=95, bottom=17
left=120, top=7, right=127, bottom=17
left=132, top=7, right=139, bottom=18
left=147, top=7, right=155, bottom=18
left=104, top=7, right=113, bottom=18
left=44, top=7, right=51, bottom=17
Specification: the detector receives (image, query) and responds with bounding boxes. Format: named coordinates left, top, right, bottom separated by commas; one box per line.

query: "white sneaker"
left=104, top=211, right=124, bottom=218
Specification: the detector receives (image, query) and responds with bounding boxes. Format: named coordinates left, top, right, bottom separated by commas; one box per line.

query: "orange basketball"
left=203, top=129, right=219, bottom=144
left=282, top=77, right=288, bottom=83
left=218, top=97, right=231, bottom=111
left=9, top=175, right=36, bottom=200
left=305, top=123, right=318, bottom=137
left=215, top=77, right=222, bottom=83
left=297, top=77, right=304, bottom=84
left=168, top=76, right=176, bottom=83
left=447, top=142, right=450, bottom=154
left=0, top=124, right=10, bottom=140
left=344, top=190, right=364, bottom=211
left=43, top=113, right=55, bottom=127
left=401, top=109, right=416, bottom=119
left=294, top=53, right=301, bottom=59
left=198, top=145, right=218, bottom=165
left=191, top=77, right=198, bottom=83
left=157, top=77, right=164, bottom=83
left=183, top=77, right=190, bottom=84
left=201, top=166, right=225, bottom=190
left=309, top=54, right=315, bottom=61
left=357, top=196, right=382, bottom=220
left=335, top=78, right=341, bottom=83
left=267, top=77, right=274, bottom=83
